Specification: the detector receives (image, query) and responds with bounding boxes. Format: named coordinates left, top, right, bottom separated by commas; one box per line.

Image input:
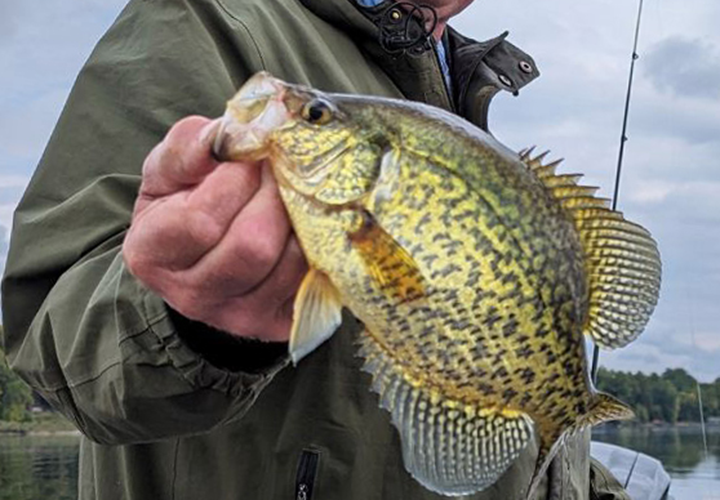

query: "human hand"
left=123, top=116, right=307, bottom=342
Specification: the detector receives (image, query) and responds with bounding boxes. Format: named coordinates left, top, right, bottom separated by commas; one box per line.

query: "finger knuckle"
left=123, top=244, right=152, bottom=280
left=166, top=116, right=207, bottom=142
left=185, top=211, right=226, bottom=249
left=246, top=236, right=281, bottom=271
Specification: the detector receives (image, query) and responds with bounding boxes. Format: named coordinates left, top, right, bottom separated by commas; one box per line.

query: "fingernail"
left=199, top=118, right=222, bottom=149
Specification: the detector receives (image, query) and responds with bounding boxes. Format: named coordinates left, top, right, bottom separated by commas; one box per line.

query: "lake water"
left=593, top=426, right=720, bottom=500
left=0, top=434, right=79, bottom=500
left=0, top=428, right=717, bottom=499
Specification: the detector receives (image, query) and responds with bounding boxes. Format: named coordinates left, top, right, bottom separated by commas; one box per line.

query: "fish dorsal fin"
left=520, top=147, right=562, bottom=178
left=520, top=148, right=661, bottom=349
left=358, top=334, right=534, bottom=496
left=289, top=269, right=343, bottom=365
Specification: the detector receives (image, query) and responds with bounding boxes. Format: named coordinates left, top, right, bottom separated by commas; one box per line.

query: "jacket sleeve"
left=0, top=0, right=290, bottom=445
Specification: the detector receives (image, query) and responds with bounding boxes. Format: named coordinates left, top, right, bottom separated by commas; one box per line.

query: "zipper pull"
left=294, top=449, right=320, bottom=500
left=297, top=484, right=308, bottom=500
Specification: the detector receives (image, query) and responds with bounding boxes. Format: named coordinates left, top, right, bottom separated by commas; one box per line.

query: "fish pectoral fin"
left=349, top=210, right=425, bottom=303
left=520, top=147, right=661, bottom=349
left=358, top=334, right=534, bottom=496
left=288, top=268, right=343, bottom=365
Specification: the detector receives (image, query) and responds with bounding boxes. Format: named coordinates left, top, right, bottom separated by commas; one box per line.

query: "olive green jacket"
left=1, top=0, right=629, bottom=498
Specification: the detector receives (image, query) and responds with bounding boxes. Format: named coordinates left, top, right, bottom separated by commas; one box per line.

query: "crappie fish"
left=213, top=72, right=661, bottom=498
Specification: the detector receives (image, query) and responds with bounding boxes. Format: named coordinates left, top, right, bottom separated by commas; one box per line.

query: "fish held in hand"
left=213, top=72, right=661, bottom=498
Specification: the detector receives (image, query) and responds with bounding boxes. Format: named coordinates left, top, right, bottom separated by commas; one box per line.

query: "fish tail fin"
left=520, top=148, right=661, bottom=349
left=525, top=393, right=633, bottom=498
left=358, top=334, right=534, bottom=497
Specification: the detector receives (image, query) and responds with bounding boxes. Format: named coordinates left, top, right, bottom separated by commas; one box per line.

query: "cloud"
left=0, top=224, right=7, bottom=256
left=1, top=0, right=719, bottom=383
left=626, top=180, right=720, bottom=206
left=600, top=316, right=720, bottom=383
left=601, top=340, right=720, bottom=383
left=0, top=2, right=22, bottom=43
left=0, top=205, right=16, bottom=237
left=0, top=224, right=8, bottom=288
left=643, top=36, right=720, bottom=100
left=0, top=175, right=30, bottom=188
left=0, top=177, right=27, bottom=228
left=453, top=2, right=720, bottom=383
left=0, top=89, right=70, bottom=163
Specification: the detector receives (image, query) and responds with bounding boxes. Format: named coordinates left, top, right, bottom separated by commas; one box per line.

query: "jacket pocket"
left=295, top=449, right=320, bottom=500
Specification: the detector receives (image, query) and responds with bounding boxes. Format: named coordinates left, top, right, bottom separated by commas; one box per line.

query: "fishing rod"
left=591, top=0, right=645, bottom=383
left=689, top=301, right=710, bottom=458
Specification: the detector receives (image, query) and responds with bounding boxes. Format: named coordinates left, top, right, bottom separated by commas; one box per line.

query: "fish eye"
left=301, top=98, right=333, bottom=125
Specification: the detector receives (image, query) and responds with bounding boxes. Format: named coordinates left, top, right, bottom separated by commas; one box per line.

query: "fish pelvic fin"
left=519, top=148, right=662, bottom=349
left=289, top=268, right=343, bottom=365
left=358, top=334, right=533, bottom=497
left=525, top=392, right=634, bottom=499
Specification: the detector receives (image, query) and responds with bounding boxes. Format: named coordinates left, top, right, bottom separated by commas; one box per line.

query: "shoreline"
left=0, top=429, right=81, bottom=437
left=2, top=417, right=716, bottom=438
left=595, top=421, right=720, bottom=432
left=0, top=412, right=81, bottom=436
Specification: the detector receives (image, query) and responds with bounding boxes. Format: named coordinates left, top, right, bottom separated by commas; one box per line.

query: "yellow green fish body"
left=214, top=73, right=661, bottom=498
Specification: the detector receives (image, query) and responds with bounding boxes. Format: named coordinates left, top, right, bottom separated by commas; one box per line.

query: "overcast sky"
left=1, top=0, right=719, bottom=381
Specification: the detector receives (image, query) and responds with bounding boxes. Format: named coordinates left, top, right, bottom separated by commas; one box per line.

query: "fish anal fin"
left=358, top=335, right=533, bottom=496
left=349, top=210, right=425, bottom=304
left=519, top=148, right=661, bottom=349
left=289, top=269, right=343, bottom=365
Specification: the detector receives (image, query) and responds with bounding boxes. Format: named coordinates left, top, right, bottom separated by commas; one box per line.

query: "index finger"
left=141, top=116, right=223, bottom=198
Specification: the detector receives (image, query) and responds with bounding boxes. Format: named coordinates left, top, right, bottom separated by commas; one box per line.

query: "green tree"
left=596, top=366, right=712, bottom=424
left=677, top=391, right=700, bottom=422
left=662, top=368, right=696, bottom=393
left=0, top=325, right=33, bottom=422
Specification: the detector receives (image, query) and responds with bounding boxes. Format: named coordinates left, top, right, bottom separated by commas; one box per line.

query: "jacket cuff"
left=168, top=307, right=290, bottom=375
left=135, top=272, right=289, bottom=399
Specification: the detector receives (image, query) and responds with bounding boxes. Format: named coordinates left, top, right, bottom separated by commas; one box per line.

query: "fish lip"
left=213, top=73, right=291, bottom=161
left=212, top=117, right=229, bottom=159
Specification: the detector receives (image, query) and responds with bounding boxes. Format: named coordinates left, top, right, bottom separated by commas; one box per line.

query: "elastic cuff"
left=140, top=290, right=289, bottom=398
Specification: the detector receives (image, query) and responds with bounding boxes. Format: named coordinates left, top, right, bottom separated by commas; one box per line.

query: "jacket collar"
left=299, top=0, right=540, bottom=132
left=299, top=0, right=454, bottom=111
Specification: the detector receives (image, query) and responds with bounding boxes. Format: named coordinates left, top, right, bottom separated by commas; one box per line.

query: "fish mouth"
left=213, top=72, right=291, bottom=161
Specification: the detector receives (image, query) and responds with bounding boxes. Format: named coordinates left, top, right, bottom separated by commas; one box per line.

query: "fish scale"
left=333, top=143, right=589, bottom=485
left=214, top=72, right=661, bottom=498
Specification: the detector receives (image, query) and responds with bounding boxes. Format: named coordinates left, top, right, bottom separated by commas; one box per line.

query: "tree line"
left=0, top=341, right=33, bottom=422
left=596, top=367, right=720, bottom=424
left=1, top=319, right=718, bottom=425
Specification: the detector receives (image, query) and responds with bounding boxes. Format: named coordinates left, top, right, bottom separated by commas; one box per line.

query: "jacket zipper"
left=295, top=449, right=320, bottom=500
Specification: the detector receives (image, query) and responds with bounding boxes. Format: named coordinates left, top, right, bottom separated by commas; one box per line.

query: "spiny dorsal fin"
left=519, top=148, right=661, bottom=349
left=357, top=334, right=534, bottom=497
left=543, top=173, right=583, bottom=188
